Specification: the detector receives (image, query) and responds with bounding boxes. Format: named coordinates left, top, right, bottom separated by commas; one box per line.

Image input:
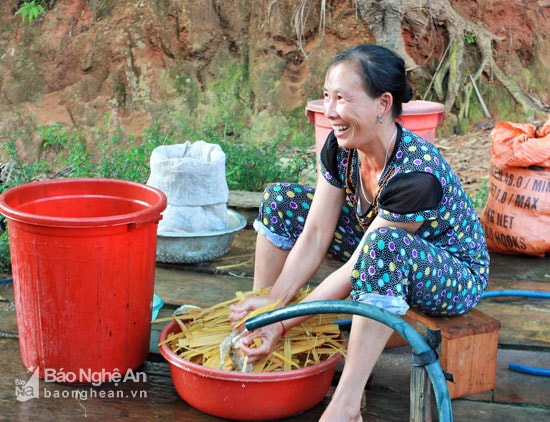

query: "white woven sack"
left=147, top=141, right=228, bottom=233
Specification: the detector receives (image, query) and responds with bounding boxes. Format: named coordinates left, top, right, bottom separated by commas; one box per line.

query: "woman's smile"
left=332, top=124, right=349, bottom=135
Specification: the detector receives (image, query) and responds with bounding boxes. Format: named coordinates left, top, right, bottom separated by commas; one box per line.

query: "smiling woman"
left=229, top=44, right=490, bottom=421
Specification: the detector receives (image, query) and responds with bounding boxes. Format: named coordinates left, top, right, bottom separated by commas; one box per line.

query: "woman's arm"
left=266, top=176, right=345, bottom=304
left=228, top=176, right=345, bottom=325
left=238, top=213, right=422, bottom=360
left=237, top=259, right=353, bottom=361
left=273, top=215, right=422, bottom=329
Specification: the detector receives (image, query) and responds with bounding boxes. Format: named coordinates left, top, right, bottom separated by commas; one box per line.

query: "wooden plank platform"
left=0, top=225, right=549, bottom=421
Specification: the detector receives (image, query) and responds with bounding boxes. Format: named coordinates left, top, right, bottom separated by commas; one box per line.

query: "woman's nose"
left=324, top=99, right=337, bottom=119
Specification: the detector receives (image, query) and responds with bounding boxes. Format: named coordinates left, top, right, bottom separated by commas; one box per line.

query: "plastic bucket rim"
left=158, top=319, right=343, bottom=383
left=401, top=100, right=446, bottom=115
left=0, top=178, right=167, bottom=228
left=307, top=99, right=446, bottom=116
left=305, top=99, right=324, bottom=113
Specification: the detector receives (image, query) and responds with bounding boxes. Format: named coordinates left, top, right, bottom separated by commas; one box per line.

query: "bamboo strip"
left=161, top=287, right=347, bottom=372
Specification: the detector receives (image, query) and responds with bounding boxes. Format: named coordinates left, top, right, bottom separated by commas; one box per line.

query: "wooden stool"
left=386, top=307, right=501, bottom=399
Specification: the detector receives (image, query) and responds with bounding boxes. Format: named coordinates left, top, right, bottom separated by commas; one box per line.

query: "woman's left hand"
left=229, top=295, right=279, bottom=328
left=238, top=322, right=284, bottom=362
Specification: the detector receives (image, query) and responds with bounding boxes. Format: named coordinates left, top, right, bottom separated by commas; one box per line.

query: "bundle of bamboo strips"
left=158, top=287, right=346, bottom=372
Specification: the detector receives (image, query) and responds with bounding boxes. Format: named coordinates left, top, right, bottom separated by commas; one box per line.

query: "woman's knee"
left=259, top=183, right=313, bottom=217
left=362, top=226, right=413, bottom=256
left=351, top=227, right=430, bottom=298
left=256, top=182, right=314, bottom=242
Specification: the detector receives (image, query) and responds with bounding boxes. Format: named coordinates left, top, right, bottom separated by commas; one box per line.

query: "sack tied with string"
left=147, top=141, right=229, bottom=234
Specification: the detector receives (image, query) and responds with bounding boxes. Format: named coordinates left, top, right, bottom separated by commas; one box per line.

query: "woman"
left=229, top=45, right=489, bottom=421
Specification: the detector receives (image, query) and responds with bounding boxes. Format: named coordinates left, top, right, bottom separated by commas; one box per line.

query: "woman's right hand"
left=238, top=321, right=283, bottom=362
left=228, top=295, right=279, bottom=329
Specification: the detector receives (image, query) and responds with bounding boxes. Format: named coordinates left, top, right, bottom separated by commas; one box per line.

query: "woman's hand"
left=228, top=296, right=279, bottom=328
left=238, top=322, right=283, bottom=363
left=229, top=296, right=285, bottom=363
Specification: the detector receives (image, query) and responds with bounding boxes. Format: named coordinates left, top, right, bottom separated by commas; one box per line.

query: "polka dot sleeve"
left=319, top=132, right=347, bottom=189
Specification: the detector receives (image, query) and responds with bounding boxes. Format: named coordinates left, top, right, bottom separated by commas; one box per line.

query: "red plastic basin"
left=159, top=320, right=343, bottom=421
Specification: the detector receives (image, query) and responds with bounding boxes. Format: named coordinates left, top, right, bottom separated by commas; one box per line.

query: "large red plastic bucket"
left=397, top=100, right=446, bottom=143
left=306, top=99, right=331, bottom=159
left=0, top=178, right=167, bottom=383
left=306, top=99, right=446, bottom=147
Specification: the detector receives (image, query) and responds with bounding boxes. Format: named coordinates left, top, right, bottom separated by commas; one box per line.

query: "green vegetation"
left=0, top=41, right=317, bottom=274
left=464, top=32, right=476, bottom=45
left=0, top=118, right=314, bottom=191
left=0, top=114, right=315, bottom=274
left=14, top=1, right=46, bottom=23
left=472, top=176, right=489, bottom=210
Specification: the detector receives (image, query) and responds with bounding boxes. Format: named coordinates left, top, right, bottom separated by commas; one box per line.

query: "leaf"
left=15, top=1, right=45, bottom=24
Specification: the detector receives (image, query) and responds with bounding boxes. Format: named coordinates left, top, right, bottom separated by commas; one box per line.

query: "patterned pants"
left=255, top=182, right=486, bottom=316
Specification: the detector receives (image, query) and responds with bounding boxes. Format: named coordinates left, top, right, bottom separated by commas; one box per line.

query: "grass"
left=472, top=177, right=489, bottom=210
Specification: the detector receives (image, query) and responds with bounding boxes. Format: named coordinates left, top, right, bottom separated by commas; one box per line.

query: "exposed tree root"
left=350, top=0, right=549, bottom=119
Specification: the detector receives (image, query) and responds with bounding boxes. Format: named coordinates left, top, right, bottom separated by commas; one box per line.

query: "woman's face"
left=323, top=61, right=381, bottom=149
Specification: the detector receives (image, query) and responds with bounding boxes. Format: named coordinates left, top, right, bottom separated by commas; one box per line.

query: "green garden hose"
left=246, top=300, right=453, bottom=421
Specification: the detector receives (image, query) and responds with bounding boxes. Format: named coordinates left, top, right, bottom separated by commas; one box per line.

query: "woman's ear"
left=379, top=92, right=394, bottom=115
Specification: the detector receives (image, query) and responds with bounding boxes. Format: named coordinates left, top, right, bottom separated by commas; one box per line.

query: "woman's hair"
left=327, top=45, right=414, bottom=117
